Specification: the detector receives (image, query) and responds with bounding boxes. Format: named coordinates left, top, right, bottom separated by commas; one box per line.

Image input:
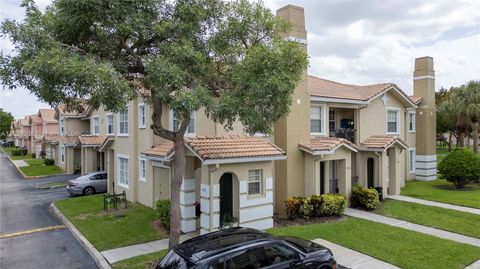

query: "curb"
left=50, top=202, right=112, bottom=269
left=7, top=156, right=67, bottom=179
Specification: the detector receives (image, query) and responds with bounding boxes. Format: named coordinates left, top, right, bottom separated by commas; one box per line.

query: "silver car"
left=66, top=171, right=108, bottom=196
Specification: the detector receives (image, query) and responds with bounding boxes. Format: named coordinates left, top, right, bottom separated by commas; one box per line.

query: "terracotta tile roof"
left=308, top=75, right=393, bottom=101
left=360, top=135, right=408, bottom=151
left=44, top=134, right=60, bottom=142
left=39, top=109, right=56, bottom=122
left=57, top=104, right=86, bottom=117
left=409, top=95, right=422, bottom=104
left=185, top=135, right=285, bottom=161
left=60, top=136, right=79, bottom=145
left=143, top=141, right=175, bottom=157
left=76, top=135, right=106, bottom=146
left=30, top=114, right=42, bottom=123
left=299, top=136, right=358, bottom=154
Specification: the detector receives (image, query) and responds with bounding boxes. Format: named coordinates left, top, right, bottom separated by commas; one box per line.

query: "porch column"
left=180, top=178, right=196, bottom=233
left=388, top=148, right=401, bottom=195
left=337, top=159, right=352, bottom=199
left=324, top=161, right=330, bottom=193
left=380, top=152, right=388, bottom=198
left=200, top=166, right=220, bottom=235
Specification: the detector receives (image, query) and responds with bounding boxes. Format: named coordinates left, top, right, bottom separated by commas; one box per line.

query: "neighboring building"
left=55, top=4, right=437, bottom=234
left=27, top=109, right=58, bottom=157
left=54, top=104, right=89, bottom=173
left=18, top=116, right=33, bottom=152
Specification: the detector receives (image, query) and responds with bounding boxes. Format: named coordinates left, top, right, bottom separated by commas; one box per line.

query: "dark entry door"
left=219, top=173, right=233, bottom=226
left=320, top=162, right=325, bottom=194
left=367, top=158, right=374, bottom=188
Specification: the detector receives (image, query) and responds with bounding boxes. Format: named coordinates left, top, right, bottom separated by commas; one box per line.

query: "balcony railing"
left=331, top=128, right=356, bottom=143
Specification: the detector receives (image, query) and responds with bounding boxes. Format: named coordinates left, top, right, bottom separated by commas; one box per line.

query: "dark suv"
left=156, top=227, right=336, bottom=269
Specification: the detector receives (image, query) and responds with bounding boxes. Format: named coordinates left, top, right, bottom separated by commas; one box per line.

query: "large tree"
left=1, top=0, right=307, bottom=246
left=0, top=109, right=14, bottom=140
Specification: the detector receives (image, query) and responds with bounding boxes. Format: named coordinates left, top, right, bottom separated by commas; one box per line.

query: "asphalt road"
left=0, top=152, right=98, bottom=269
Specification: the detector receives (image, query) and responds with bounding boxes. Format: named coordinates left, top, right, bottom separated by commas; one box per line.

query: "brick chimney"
left=413, top=57, right=437, bottom=181
left=274, top=5, right=310, bottom=214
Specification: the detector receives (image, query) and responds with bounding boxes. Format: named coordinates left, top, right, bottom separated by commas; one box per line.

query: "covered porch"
left=143, top=135, right=285, bottom=234
left=74, top=135, right=106, bottom=174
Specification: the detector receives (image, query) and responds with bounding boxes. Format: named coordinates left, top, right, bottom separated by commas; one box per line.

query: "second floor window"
left=311, top=106, right=323, bottom=134
left=60, top=118, right=65, bottom=135
left=408, top=112, right=416, bottom=132
left=107, top=114, right=114, bottom=135
left=119, top=109, right=128, bottom=135
left=138, top=104, right=146, bottom=128
left=172, top=111, right=195, bottom=134
left=329, top=110, right=336, bottom=133
left=387, top=109, right=400, bottom=134
left=92, top=116, right=99, bottom=134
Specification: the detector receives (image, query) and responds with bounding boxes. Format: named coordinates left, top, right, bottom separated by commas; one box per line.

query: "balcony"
left=331, top=128, right=356, bottom=143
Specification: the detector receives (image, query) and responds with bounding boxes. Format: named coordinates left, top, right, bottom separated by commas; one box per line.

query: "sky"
left=1, top=0, right=479, bottom=119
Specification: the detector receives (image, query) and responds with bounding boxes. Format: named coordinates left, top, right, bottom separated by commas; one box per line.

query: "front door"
left=154, top=167, right=170, bottom=200
left=367, top=158, right=374, bottom=188
left=219, top=173, right=233, bottom=227
left=320, top=162, right=325, bottom=194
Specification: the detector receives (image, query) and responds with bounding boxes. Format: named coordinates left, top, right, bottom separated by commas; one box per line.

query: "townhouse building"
left=58, top=4, right=436, bottom=235
left=27, top=109, right=58, bottom=157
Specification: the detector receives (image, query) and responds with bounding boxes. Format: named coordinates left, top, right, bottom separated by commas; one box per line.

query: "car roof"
left=88, top=171, right=106, bottom=175
left=174, top=227, right=275, bottom=263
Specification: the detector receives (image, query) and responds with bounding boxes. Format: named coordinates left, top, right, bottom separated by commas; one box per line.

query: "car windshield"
left=157, top=250, right=190, bottom=269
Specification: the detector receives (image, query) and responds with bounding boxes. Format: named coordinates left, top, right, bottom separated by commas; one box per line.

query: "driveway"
left=0, top=152, right=98, bottom=269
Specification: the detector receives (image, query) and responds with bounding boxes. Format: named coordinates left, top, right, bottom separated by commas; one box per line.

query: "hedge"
left=285, top=194, right=346, bottom=219
left=438, top=149, right=480, bottom=189
left=44, top=158, right=55, bottom=166
left=11, top=148, right=27, bottom=156
left=155, top=200, right=171, bottom=230
left=350, top=184, right=379, bottom=210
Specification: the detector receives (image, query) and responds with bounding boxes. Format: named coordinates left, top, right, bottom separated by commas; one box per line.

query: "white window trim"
left=138, top=157, right=147, bottom=182
left=92, top=116, right=99, bottom=135
left=60, top=146, right=65, bottom=164
left=247, top=169, right=264, bottom=196
left=408, top=111, right=416, bottom=133
left=117, top=108, right=129, bottom=137
left=169, top=110, right=196, bottom=136
left=117, top=153, right=130, bottom=189
left=106, top=113, right=114, bottom=135
left=138, top=103, right=146, bottom=129
left=310, top=104, right=327, bottom=136
left=386, top=107, right=401, bottom=135
left=408, top=148, right=416, bottom=173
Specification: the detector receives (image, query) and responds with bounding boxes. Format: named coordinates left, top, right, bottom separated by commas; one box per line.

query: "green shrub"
left=438, top=149, right=480, bottom=189
left=299, top=197, right=313, bottom=219
left=11, top=148, right=27, bottom=156
left=40, top=151, right=46, bottom=158
left=155, top=200, right=171, bottom=230
left=31, top=153, right=36, bottom=159
left=310, top=195, right=322, bottom=217
left=285, top=197, right=304, bottom=220
left=44, top=158, right=55, bottom=166
left=351, top=184, right=379, bottom=210
left=319, top=194, right=346, bottom=216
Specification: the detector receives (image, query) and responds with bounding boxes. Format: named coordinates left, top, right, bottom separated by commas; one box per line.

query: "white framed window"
left=106, top=114, right=114, bottom=135
left=170, top=110, right=195, bottom=135
left=118, top=109, right=129, bottom=136
left=117, top=155, right=129, bottom=188
left=139, top=157, right=146, bottom=182
left=138, top=103, right=146, bottom=129
left=60, top=146, right=65, bottom=164
left=248, top=169, right=263, bottom=195
left=408, top=111, right=416, bottom=133
left=60, top=118, right=65, bottom=136
left=386, top=108, right=400, bottom=135
left=409, top=148, right=416, bottom=173
left=92, top=116, right=99, bottom=135
left=311, top=105, right=325, bottom=135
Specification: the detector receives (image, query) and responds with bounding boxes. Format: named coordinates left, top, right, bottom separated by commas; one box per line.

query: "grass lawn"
left=375, top=199, right=480, bottom=238
left=55, top=195, right=166, bottom=251
left=1, top=147, right=16, bottom=154
left=401, top=179, right=480, bottom=209
left=10, top=155, right=31, bottom=160
left=19, top=158, right=64, bottom=176
left=112, top=249, right=169, bottom=269
left=268, top=217, right=480, bottom=269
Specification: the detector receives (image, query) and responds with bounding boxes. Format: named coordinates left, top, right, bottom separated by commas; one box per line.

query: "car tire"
left=83, top=187, right=96, bottom=196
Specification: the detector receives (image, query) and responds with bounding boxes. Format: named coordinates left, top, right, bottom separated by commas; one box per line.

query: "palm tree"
left=449, top=81, right=480, bottom=152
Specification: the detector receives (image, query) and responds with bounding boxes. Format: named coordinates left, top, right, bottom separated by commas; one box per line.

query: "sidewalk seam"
left=50, top=202, right=112, bottom=269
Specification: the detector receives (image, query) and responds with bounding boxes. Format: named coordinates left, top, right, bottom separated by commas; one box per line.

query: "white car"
left=66, top=171, right=108, bottom=196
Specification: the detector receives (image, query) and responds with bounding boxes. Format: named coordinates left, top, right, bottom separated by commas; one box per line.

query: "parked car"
left=66, top=171, right=108, bottom=196
left=156, top=227, right=336, bottom=269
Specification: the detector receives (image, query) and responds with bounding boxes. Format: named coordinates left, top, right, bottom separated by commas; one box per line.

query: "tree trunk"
left=169, top=135, right=185, bottom=248
left=447, top=131, right=452, bottom=152
left=457, top=132, right=465, bottom=147
left=472, top=121, right=479, bottom=154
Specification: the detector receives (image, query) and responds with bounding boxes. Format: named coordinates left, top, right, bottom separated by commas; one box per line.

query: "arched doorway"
left=367, top=158, right=374, bottom=188
left=219, top=172, right=238, bottom=227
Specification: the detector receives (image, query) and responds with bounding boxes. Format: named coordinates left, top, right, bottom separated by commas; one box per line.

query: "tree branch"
left=150, top=88, right=176, bottom=141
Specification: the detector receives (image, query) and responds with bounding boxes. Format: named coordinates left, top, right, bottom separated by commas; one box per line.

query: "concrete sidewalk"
left=388, top=195, right=480, bottom=215
left=312, top=238, right=400, bottom=269
left=466, top=259, right=480, bottom=269
left=101, top=234, right=195, bottom=264
left=344, top=208, right=480, bottom=247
